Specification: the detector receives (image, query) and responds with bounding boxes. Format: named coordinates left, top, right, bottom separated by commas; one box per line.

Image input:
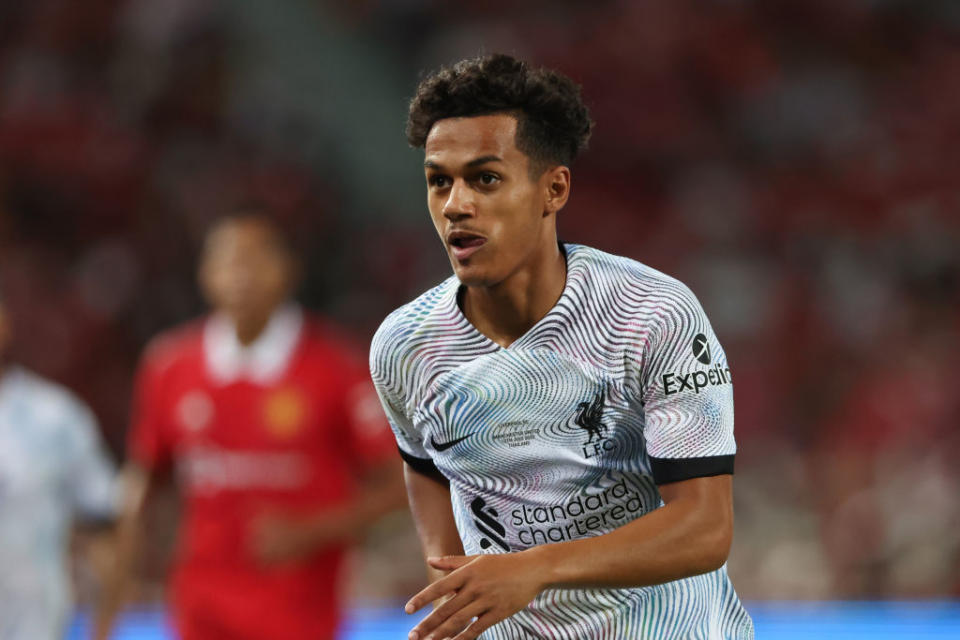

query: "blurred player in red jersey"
left=94, top=211, right=405, bottom=640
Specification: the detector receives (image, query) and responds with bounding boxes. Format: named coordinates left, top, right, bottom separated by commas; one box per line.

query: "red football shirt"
left=129, top=308, right=394, bottom=640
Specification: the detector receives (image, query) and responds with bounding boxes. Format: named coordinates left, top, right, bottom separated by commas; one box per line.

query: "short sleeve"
left=373, top=379, right=438, bottom=469
left=369, top=319, right=435, bottom=474
left=640, top=283, right=736, bottom=485
left=66, top=402, right=119, bottom=520
left=127, top=347, right=174, bottom=473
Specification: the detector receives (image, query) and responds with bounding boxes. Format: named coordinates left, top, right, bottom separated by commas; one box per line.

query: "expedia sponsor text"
left=662, top=363, right=731, bottom=396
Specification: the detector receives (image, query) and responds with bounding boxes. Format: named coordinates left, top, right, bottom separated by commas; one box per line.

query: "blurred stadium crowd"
left=0, top=0, right=957, bottom=610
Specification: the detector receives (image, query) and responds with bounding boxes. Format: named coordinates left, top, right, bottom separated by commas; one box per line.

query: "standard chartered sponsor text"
left=511, top=476, right=645, bottom=545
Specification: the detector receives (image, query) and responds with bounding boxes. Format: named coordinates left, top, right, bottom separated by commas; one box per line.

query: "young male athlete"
left=95, top=212, right=405, bottom=640
left=370, top=54, right=754, bottom=639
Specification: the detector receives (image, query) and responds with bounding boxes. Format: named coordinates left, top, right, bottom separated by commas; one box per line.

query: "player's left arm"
left=405, top=474, right=732, bottom=640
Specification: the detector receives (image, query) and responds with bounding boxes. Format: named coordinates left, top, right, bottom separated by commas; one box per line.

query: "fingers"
left=408, top=594, right=484, bottom=640
left=406, top=554, right=519, bottom=639
left=406, top=570, right=467, bottom=614
left=416, top=589, right=474, bottom=630
left=450, top=611, right=498, bottom=640
left=427, top=554, right=476, bottom=571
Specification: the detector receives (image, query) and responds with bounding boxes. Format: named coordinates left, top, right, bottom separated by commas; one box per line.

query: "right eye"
left=428, top=175, right=449, bottom=188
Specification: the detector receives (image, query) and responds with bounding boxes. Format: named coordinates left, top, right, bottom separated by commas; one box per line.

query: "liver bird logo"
left=575, top=385, right=607, bottom=444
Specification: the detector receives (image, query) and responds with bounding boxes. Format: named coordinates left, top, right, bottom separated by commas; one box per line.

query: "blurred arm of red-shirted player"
left=91, top=463, right=156, bottom=640
left=92, top=336, right=171, bottom=640
left=249, top=355, right=409, bottom=565
left=249, top=454, right=406, bottom=565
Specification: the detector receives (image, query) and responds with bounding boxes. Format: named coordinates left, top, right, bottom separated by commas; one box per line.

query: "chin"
left=451, top=263, right=497, bottom=288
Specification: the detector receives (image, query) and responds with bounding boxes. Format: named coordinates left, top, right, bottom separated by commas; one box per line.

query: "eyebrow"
left=424, top=155, right=503, bottom=170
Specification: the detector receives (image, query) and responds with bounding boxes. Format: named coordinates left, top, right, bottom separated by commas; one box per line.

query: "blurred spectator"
left=93, top=213, right=406, bottom=640
left=0, top=293, right=118, bottom=640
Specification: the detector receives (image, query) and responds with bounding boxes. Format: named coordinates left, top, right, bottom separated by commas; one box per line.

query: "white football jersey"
left=371, top=244, right=753, bottom=639
left=0, top=366, right=118, bottom=640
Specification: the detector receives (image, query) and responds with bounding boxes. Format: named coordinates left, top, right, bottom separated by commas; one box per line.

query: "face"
left=199, top=217, right=295, bottom=323
left=423, top=114, right=569, bottom=287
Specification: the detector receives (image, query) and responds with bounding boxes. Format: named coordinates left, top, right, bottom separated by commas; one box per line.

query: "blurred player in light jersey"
left=370, top=54, right=754, bottom=639
left=94, top=211, right=404, bottom=640
left=0, top=294, right=119, bottom=640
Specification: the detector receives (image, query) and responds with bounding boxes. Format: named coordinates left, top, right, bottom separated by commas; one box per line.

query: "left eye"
left=480, top=173, right=498, bottom=185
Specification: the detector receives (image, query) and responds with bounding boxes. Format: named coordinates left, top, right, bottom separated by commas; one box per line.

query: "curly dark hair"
left=407, top=54, right=594, bottom=174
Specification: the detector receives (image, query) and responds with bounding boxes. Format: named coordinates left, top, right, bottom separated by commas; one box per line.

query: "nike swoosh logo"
left=430, top=432, right=476, bottom=452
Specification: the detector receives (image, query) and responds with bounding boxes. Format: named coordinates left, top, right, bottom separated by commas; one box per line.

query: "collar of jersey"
left=446, top=242, right=582, bottom=350
left=203, top=303, right=304, bottom=385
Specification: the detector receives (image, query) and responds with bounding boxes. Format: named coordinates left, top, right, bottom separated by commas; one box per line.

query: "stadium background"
left=0, top=0, right=957, bottom=637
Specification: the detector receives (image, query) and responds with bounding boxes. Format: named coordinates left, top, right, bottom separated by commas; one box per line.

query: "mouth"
left=447, top=230, right=487, bottom=261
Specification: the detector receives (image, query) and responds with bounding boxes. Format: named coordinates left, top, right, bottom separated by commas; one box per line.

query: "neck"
left=231, top=310, right=273, bottom=347
left=461, top=240, right=567, bottom=348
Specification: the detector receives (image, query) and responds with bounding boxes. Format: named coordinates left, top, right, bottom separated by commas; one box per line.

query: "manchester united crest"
left=262, top=388, right=307, bottom=438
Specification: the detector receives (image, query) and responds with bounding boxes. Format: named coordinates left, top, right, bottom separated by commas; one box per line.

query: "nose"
left=442, top=179, right=476, bottom=221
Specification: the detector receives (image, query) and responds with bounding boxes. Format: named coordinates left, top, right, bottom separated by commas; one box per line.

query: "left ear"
left=542, top=166, right=571, bottom=216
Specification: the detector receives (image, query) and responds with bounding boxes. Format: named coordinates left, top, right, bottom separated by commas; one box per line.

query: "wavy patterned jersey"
left=370, top=244, right=754, bottom=639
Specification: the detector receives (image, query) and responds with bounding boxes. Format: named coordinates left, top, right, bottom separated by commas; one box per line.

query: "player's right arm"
left=93, top=336, right=177, bottom=640
left=369, top=312, right=465, bottom=593
left=404, top=463, right=465, bottom=588
left=91, top=464, right=158, bottom=640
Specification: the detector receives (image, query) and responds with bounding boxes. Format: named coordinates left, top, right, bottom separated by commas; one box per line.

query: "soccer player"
left=0, top=294, right=119, bottom=640
left=370, top=54, right=754, bottom=639
left=94, top=212, right=405, bottom=640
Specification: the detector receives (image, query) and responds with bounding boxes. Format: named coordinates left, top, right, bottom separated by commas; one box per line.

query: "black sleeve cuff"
left=398, top=447, right=448, bottom=485
left=650, top=454, right=734, bottom=485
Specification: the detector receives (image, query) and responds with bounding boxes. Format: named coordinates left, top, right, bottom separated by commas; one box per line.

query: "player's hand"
left=404, top=552, right=546, bottom=640
left=250, top=514, right=324, bottom=565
